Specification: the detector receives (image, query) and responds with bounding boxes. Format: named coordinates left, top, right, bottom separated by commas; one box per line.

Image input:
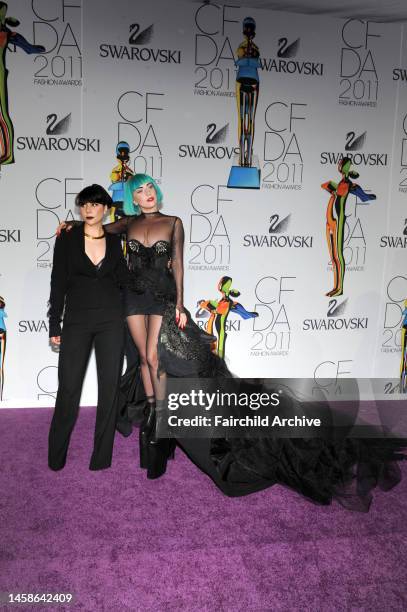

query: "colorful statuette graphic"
left=227, top=17, right=261, bottom=189
left=108, top=141, right=134, bottom=221
left=0, top=2, right=45, bottom=166
left=197, top=276, right=258, bottom=359
left=401, top=299, right=407, bottom=393
left=321, top=156, right=376, bottom=297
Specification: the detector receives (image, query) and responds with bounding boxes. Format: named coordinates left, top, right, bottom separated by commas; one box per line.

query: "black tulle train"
left=119, top=300, right=407, bottom=511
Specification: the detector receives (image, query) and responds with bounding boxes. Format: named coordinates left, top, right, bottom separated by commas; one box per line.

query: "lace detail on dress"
left=127, top=239, right=171, bottom=256
left=158, top=303, right=227, bottom=378
left=127, top=240, right=141, bottom=253
left=122, top=213, right=184, bottom=308
left=126, top=234, right=176, bottom=302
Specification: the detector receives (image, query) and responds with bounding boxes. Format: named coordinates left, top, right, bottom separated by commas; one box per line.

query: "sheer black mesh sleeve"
left=171, top=217, right=184, bottom=311
left=103, top=216, right=131, bottom=235
left=112, top=237, right=131, bottom=287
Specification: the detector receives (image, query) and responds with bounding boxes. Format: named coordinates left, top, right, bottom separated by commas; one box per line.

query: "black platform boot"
left=146, top=400, right=171, bottom=479
left=139, top=398, right=156, bottom=469
left=168, top=438, right=176, bottom=460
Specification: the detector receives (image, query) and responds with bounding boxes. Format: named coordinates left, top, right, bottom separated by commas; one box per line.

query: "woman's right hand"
left=175, top=307, right=187, bottom=330
left=56, top=221, right=74, bottom=236
left=50, top=336, right=61, bottom=346
left=56, top=222, right=67, bottom=236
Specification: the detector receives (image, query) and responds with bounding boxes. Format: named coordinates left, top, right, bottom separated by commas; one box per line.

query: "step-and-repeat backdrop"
left=0, top=0, right=406, bottom=406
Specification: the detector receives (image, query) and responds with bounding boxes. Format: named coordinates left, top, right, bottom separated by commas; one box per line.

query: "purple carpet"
left=1, top=408, right=407, bottom=611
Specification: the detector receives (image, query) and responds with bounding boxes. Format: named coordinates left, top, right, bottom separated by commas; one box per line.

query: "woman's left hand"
left=175, top=307, right=187, bottom=330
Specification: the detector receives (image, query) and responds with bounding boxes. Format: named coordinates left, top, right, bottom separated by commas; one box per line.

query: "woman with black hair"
left=48, top=184, right=129, bottom=471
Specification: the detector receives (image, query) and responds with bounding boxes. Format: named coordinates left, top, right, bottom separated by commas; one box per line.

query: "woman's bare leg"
left=146, top=314, right=166, bottom=402
left=126, top=314, right=154, bottom=401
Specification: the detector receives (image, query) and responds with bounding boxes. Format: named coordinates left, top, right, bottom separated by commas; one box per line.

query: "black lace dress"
left=106, top=212, right=407, bottom=511
left=124, top=216, right=181, bottom=316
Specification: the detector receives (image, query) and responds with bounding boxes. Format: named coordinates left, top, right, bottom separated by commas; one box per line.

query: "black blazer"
left=48, top=224, right=129, bottom=337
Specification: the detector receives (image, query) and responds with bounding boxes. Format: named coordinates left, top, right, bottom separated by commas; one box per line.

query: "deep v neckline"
left=85, top=253, right=105, bottom=267
left=82, top=226, right=107, bottom=267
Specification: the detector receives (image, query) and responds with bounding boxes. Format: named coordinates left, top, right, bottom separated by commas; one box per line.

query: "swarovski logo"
left=46, top=113, right=71, bottom=136
left=205, top=123, right=229, bottom=144
left=244, top=214, right=313, bottom=248
left=129, top=23, right=154, bottom=46
left=277, top=37, right=300, bottom=59
left=269, top=214, right=290, bottom=234
left=345, top=131, right=366, bottom=152
left=321, top=131, right=387, bottom=166
left=303, top=299, right=368, bottom=330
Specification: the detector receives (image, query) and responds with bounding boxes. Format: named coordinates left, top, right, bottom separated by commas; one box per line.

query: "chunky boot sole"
left=146, top=438, right=170, bottom=479
left=139, top=403, right=156, bottom=469
left=139, top=426, right=149, bottom=469
left=168, top=438, right=176, bottom=460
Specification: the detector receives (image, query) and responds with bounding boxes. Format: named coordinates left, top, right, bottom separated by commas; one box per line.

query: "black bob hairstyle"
left=75, top=184, right=113, bottom=208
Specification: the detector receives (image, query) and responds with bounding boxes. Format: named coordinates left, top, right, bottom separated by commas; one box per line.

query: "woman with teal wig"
left=95, top=173, right=189, bottom=478
left=122, top=173, right=163, bottom=215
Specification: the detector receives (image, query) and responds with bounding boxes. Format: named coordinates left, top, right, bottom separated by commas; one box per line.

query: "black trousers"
left=48, top=313, right=124, bottom=470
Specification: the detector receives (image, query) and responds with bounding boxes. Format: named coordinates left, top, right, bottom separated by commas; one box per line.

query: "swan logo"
left=269, top=214, right=290, bottom=233
left=205, top=123, right=229, bottom=144
left=179, top=123, right=239, bottom=159
left=339, top=19, right=381, bottom=108
left=344, top=131, right=366, bottom=151
left=383, top=380, right=402, bottom=394
left=320, top=131, right=388, bottom=166
left=382, top=275, right=407, bottom=353
left=250, top=275, right=295, bottom=358
left=303, top=299, right=368, bottom=331
left=327, top=299, right=348, bottom=317
left=45, top=113, right=71, bottom=135
left=260, top=36, right=323, bottom=76
left=380, top=218, right=407, bottom=249
left=243, top=214, right=313, bottom=248
left=99, top=21, right=181, bottom=64
left=16, top=113, right=100, bottom=152
left=129, top=23, right=154, bottom=46
left=277, top=37, right=300, bottom=59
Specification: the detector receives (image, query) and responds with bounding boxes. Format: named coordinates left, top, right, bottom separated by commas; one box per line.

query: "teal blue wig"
left=123, top=174, right=163, bottom=215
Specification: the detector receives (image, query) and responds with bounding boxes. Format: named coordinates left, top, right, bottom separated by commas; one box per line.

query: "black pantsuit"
left=48, top=224, right=129, bottom=470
